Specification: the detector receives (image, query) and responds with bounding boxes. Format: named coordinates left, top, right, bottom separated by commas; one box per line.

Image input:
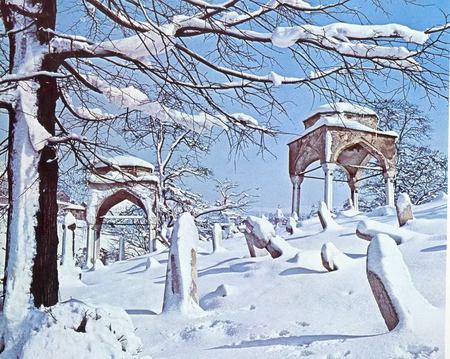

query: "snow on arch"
left=94, top=155, right=155, bottom=171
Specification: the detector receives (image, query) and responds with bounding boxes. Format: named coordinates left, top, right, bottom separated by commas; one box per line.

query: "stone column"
left=291, top=181, right=296, bottom=215
left=384, top=175, right=395, bottom=206
left=148, top=223, right=154, bottom=253
left=61, top=224, right=67, bottom=265
left=322, top=163, right=336, bottom=210
left=118, top=238, right=125, bottom=261
left=349, top=178, right=359, bottom=211
left=296, top=181, right=301, bottom=217
left=84, top=223, right=94, bottom=269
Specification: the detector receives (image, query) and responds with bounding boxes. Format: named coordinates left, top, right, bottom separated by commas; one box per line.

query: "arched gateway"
left=288, top=102, right=397, bottom=214
left=85, top=155, right=158, bottom=268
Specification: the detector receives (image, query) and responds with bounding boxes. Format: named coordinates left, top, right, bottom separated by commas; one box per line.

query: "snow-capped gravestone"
left=356, top=219, right=417, bottom=244
left=243, top=216, right=282, bottom=258
left=212, top=223, right=223, bottom=252
left=274, top=207, right=284, bottom=226
left=162, top=213, right=202, bottom=314
left=320, top=242, right=351, bottom=272
left=396, top=193, right=414, bottom=227
left=61, top=212, right=76, bottom=267
left=59, top=213, right=81, bottom=284
left=286, top=215, right=298, bottom=235
left=243, top=216, right=296, bottom=258
left=366, top=234, right=438, bottom=331
left=318, top=201, right=340, bottom=230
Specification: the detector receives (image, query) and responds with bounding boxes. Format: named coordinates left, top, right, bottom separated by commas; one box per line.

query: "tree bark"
left=2, top=0, right=59, bottom=312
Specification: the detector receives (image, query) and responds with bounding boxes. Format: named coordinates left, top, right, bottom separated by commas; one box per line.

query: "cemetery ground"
left=60, top=196, right=447, bottom=359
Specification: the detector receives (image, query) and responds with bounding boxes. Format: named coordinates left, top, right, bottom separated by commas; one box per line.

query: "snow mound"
left=146, top=256, right=163, bottom=270
left=433, top=191, right=447, bottom=201
left=1, top=300, right=142, bottom=359
left=368, top=205, right=397, bottom=217
left=356, top=219, right=418, bottom=244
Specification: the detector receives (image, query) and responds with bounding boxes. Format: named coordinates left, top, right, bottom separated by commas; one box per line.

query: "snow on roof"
left=305, top=102, right=377, bottom=120
left=57, top=201, right=86, bottom=211
left=288, top=115, right=397, bottom=144
left=95, top=155, right=154, bottom=170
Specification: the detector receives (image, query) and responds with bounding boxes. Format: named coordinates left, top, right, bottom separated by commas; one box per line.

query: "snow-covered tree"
left=0, top=0, right=448, bottom=349
left=358, top=100, right=448, bottom=209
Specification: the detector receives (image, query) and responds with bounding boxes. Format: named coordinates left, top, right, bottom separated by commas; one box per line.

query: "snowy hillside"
left=61, top=197, right=447, bottom=359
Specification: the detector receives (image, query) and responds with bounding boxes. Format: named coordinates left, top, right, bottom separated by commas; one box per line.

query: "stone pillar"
left=118, top=238, right=125, bottom=261
left=291, top=181, right=296, bottom=215
left=148, top=222, right=154, bottom=253
left=61, top=224, right=67, bottom=265
left=352, top=188, right=359, bottom=211
left=384, top=175, right=395, bottom=207
left=322, top=163, right=336, bottom=210
left=295, top=181, right=301, bottom=217
left=84, top=223, right=94, bottom=269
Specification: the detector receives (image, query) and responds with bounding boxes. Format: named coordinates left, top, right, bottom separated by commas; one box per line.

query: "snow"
left=86, top=75, right=259, bottom=132
left=268, top=71, right=284, bottom=87
left=271, top=24, right=427, bottom=69
left=11, top=300, right=142, bottom=359
left=356, top=219, right=419, bottom=244
left=64, top=211, right=76, bottom=226
left=94, top=155, right=155, bottom=171
left=57, top=196, right=446, bottom=358
left=96, top=24, right=176, bottom=59
left=89, top=170, right=159, bottom=185
left=1, top=23, right=48, bottom=349
left=288, top=113, right=398, bottom=143
left=306, top=102, right=377, bottom=118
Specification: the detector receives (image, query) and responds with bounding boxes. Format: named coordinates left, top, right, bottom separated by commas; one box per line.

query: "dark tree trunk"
left=31, top=62, right=59, bottom=307
left=2, top=0, right=60, bottom=308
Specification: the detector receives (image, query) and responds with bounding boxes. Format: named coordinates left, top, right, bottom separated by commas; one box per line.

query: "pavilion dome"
left=94, top=155, right=155, bottom=171
left=306, top=102, right=377, bottom=119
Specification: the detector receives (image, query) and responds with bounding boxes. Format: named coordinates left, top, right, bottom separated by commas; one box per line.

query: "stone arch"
left=95, top=188, right=148, bottom=234
left=84, top=155, right=158, bottom=269
left=333, top=138, right=389, bottom=176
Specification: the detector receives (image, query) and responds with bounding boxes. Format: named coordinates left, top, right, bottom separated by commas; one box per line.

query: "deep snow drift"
left=61, top=197, right=447, bottom=358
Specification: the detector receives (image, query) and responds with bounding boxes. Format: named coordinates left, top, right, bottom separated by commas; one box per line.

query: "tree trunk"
left=1, top=0, right=59, bottom=334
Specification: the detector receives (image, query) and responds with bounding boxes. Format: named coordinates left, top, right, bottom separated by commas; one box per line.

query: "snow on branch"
left=83, top=74, right=268, bottom=133
left=0, top=71, right=69, bottom=85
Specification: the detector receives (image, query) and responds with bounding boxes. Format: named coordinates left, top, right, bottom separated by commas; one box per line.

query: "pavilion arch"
left=94, top=188, right=149, bottom=235
left=84, top=156, right=158, bottom=269
left=288, top=102, right=397, bottom=214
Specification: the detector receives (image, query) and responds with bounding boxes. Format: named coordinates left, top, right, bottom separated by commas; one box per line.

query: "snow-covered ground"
left=61, top=197, right=447, bottom=358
